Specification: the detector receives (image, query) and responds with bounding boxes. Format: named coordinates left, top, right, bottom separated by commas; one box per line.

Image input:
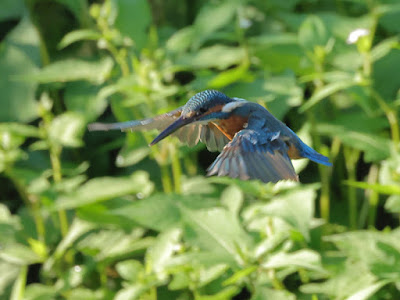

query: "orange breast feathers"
left=212, top=115, right=249, bottom=140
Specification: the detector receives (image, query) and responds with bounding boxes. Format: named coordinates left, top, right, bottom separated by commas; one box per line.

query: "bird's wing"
left=175, top=123, right=230, bottom=151
left=207, top=129, right=298, bottom=183
left=88, top=108, right=229, bottom=151
left=87, top=107, right=184, bottom=132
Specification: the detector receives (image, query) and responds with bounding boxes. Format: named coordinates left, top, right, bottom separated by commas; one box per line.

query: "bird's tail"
left=300, top=142, right=332, bottom=166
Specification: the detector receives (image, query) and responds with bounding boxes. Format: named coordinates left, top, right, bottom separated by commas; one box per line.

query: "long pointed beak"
left=150, top=115, right=194, bottom=146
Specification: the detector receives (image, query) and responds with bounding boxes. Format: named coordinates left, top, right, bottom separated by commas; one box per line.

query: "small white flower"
left=346, top=28, right=370, bottom=44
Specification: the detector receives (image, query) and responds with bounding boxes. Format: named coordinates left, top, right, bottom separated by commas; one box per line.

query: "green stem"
left=161, top=165, right=172, bottom=194
left=170, top=144, right=182, bottom=194
left=10, top=265, right=27, bottom=300
left=367, top=164, right=379, bottom=228
left=344, top=148, right=360, bottom=229
left=6, top=170, right=46, bottom=242
left=49, top=146, right=69, bottom=237
left=370, top=89, right=400, bottom=149
left=307, top=111, right=330, bottom=221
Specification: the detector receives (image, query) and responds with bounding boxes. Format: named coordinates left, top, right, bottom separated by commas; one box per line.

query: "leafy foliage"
left=0, top=0, right=399, bottom=299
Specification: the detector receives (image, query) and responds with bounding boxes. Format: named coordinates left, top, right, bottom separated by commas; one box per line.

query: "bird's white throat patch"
left=222, top=101, right=246, bottom=113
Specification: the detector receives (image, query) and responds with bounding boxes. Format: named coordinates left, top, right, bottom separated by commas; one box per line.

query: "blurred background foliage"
left=0, top=0, right=400, bottom=299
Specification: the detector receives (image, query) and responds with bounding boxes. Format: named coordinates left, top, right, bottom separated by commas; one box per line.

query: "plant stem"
left=344, top=148, right=360, bottom=229
left=49, top=145, right=69, bottom=237
left=10, top=265, right=27, bottom=300
left=161, top=165, right=172, bottom=194
left=6, top=170, right=46, bottom=242
left=170, top=143, right=182, bottom=194
left=367, top=164, right=379, bottom=228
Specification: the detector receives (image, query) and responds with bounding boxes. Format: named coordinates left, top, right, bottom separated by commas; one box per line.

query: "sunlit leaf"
left=54, top=171, right=154, bottom=210
left=58, top=29, right=101, bottom=49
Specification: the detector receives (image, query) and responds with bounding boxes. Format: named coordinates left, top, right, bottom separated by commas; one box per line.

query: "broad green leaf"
left=316, top=124, right=391, bottom=162
left=0, top=123, right=39, bottom=138
left=116, top=146, right=150, bottom=167
left=116, top=260, right=143, bottom=282
left=298, top=15, right=329, bottom=52
left=145, top=228, right=182, bottom=274
left=64, top=81, right=107, bottom=122
left=192, top=2, right=237, bottom=48
left=178, top=45, right=246, bottom=70
left=182, top=207, right=253, bottom=266
left=221, top=185, right=243, bottom=216
left=49, top=112, right=86, bottom=147
left=300, top=80, right=359, bottom=112
left=252, top=285, right=296, bottom=300
left=112, top=194, right=219, bottom=231
left=243, top=187, right=316, bottom=240
left=167, top=26, right=196, bottom=53
left=0, top=244, right=43, bottom=265
left=262, top=249, right=325, bottom=274
left=54, top=172, right=154, bottom=210
left=113, top=0, right=151, bottom=50
left=0, top=16, right=40, bottom=122
left=301, top=262, right=376, bottom=299
left=198, top=264, right=229, bottom=287
left=20, top=57, right=113, bottom=84
left=114, top=284, right=148, bottom=300
left=0, top=261, right=20, bottom=298
left=385, top=195, right=400, bottom=213
left=346, top=280, right=391, bottom=300
left=58, top=29, right=101, bottom=49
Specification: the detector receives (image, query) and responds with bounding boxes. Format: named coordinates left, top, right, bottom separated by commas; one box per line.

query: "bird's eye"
left=199, top=107, right=207, bottom=114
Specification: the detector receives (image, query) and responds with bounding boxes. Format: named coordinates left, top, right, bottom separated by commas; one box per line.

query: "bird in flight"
left=88, top=90, right=331, bottom=183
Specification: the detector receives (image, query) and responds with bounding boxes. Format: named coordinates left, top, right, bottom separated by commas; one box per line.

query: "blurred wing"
left=88, top=107, right=229, bottom=151
left=87, top=107, right=184, bottom=132
left=174, top=123, right=230, bottom=152
left=207, top=129, right=298, bottom=183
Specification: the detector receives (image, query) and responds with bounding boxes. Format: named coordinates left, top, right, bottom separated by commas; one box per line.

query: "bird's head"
left=150, top=90, right=233, bottom=145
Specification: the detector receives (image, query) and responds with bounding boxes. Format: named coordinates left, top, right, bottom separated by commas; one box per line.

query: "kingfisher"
left=88, top=90, right=331, bottom=183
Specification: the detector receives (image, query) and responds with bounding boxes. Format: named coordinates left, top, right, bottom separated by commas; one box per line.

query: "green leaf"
left=113, top=0, right=151, bottom=50
left=145, top=228, right=182, bottom=274
left=0, top=244, right=43, bottom=265
left=298, top=15, right=329, bottom=52
left=221, top=185, right=243, bottom=216
left=178, top=45, right=246, bottom=70
left=54, top=172, right=154, bottom=210
left=262, top=249, right=326, bottom=274
left=252, top=285, right=296, bottom=300
left=343, top=181, right=400, bottom=195
left=112, top=194, right=219, bottom=231
left=316, top=124, right=391, bottom=162
left=182, top=207, right=253, bottom=266
left=58, top=29, right=101, bottom=49
left=49, top=112, right=86, bottom=147
left=64, top=81, right=107, bottom=122
left=0, top=16, right=40, bottom=122
left=0, top=123, right=39, bottom=138
left=346, top=280, right=391, bottom=300
left=20, top=57, right=114, bottom=84
left=300, top=80, right=359, bottom=112
left=116, top=260, right=143, bottom=282
left=385, top=195, right=400, bottom=213
left=243, top=187, right=316, bottom=240
left=198, top=264, right=229, bottom=287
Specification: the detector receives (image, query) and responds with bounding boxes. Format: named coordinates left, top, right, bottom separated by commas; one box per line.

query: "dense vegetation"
left=1, top=0, right=400, bottom=299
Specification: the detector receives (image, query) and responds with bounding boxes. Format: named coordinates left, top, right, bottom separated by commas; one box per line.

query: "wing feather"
left=207, top=129, right=298, bottom=183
